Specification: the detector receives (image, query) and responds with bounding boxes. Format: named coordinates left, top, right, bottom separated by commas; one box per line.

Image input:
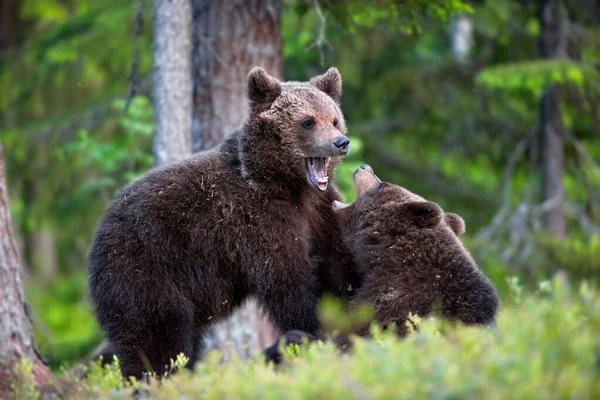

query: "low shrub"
left=52, top=276, right=600, bottom=399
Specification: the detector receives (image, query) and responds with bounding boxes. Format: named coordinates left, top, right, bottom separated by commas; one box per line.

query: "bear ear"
left=445, top=212, right=465, bottom=236
left=310, top=67, right=342, bottom=103
left=247, top=67, right=282, bottom=107
left=402, top=201, right=443, bottom=229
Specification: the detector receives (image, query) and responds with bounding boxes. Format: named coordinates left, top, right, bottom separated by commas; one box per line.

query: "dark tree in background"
left=538, top=0, right=568, bottom=239
left=0, top=144, right=56, bottom=395
left=191, top=0, right=283, bottom=151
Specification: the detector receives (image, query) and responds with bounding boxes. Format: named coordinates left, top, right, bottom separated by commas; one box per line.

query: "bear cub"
left=264, top=166, right=499, bottom=363
left=333, top=165, right=499, bottom=336
left=89, top=67, right=356, bottom=378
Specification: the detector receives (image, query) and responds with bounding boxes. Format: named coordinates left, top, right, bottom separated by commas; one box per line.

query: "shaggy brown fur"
left=88, top=67, right=358, bottom=378
left=263, top=167, right=498, bottom=363
left=334, top=165, right=499, bottom=337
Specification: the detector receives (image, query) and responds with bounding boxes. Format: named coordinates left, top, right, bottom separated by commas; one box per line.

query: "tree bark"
left=191, top=0, right=282, bottom=357
left=538, top=0, right=568, bottom=238
left=153, top=0, right=193, bottom=165
left=0, top=144, right=57, bottom=395
left=191, top=0, right=283, bottom=151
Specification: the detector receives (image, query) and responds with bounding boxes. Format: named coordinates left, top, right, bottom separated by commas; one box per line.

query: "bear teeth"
left=307, top=157, right=329, bottom=191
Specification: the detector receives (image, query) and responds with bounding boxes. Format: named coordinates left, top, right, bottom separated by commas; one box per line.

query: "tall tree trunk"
left=153, top=0, right=193, bottom=165
left=0, top=144, right=57, bottom=396
left=191, top=0, right=283, bottom=151
left=538, top=0, right=568, bottom=238
left=191, top=0, right=282, bottom=358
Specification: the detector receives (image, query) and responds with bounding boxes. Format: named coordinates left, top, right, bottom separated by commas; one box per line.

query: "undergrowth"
left=12, top=276, right=600, bottom=399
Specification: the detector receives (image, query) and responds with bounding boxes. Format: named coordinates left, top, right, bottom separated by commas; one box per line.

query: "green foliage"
left=541, top=235, right=600, bottom=281
left=293, top=0, right=472, bottom=35
left=10, top=358, right=41, bottom=400
left=56, top=96, right=154, bottom=195
left=82, top=356, right=128, bottom=394
left=318, top=294, right=374, bottom=334
left=2, top=0, right=599, bottom=374
left=21, top=277, right=599, bottom=399
left=477, top=60, right=600, bottom=97
left=25, top=273, right=103, bottom=369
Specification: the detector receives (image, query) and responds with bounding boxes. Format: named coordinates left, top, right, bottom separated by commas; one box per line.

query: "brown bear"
left=264, top=165, right=498, bottom=363
left=88, top=67, right=359, bottom=378
left=333, top=165, right=499, bottom=337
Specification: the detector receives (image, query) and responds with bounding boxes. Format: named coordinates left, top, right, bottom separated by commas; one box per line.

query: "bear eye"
left=333, top=118, right=339, bottom=128
left=302, top=119, right=315, bottom=129
left=375, top=182, right=386, bottom=191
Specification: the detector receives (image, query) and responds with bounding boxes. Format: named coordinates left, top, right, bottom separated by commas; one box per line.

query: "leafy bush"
left=34, top=276, right=598, bottom=399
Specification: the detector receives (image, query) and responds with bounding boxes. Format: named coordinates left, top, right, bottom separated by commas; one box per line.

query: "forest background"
left=0, top=0, right=599, bottom=396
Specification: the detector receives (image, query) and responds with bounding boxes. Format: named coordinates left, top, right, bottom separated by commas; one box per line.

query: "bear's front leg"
left=256, top=253, right=322, bottom=336
left=260, top=281, right=320, bottom=336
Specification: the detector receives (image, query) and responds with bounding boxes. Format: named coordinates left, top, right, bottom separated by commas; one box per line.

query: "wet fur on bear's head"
left=334, top=166, right=499, bottom=336
left=240, top=67, right=349, bottom=196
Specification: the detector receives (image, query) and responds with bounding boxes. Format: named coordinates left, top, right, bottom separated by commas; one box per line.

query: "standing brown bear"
left=88, top=67, right=355, bottom=378
left=333, top=165, right=499, bottom=336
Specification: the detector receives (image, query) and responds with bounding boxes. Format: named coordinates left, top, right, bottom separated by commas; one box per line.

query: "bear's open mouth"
left=307, top=157, right=329, bottom=191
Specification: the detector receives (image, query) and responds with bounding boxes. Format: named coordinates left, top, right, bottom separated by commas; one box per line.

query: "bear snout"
left=333, top=136, right=350, bottom=154
left=449, top=276, right=500, bottom=326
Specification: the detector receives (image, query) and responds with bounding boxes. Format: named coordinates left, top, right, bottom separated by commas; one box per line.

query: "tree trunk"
left=191, top=0, right=283, bottom=151
left=153, top=0, right=193, bottom=165
left=538, top=0, right=567, bottom=238
left=29, top=228, right=58, bottom=285
left=0, top=0, right=25, bottom=51
left=191, top=0, right=282, bottom=357
left=450, top=15, right=473, bottom=63
left=0, top=144, right=57, bottom=396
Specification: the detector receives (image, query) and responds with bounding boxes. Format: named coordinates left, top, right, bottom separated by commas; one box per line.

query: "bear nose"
left=334, top=136, right=350, bottom=154
left=360, top=164, right=372, bottom=172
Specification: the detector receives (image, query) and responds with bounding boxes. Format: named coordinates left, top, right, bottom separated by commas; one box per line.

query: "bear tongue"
left=308, top=157, right=329, bottom=191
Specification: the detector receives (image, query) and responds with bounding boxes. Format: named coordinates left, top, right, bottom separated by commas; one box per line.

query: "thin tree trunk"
left=450, top=15, right=473, bottom=63
left=539, top=86, right=566, bottom=238
left=153, top=0, right=193, bottom=165
left=0, top=144, right=57, bottom=396
left=191, top=0, right=282, bottom=358
left=0, top=0, right=25, bottom=51
left=538, top=0, right=568, bottom=238
left=30, top=228, right=58, bottom=285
